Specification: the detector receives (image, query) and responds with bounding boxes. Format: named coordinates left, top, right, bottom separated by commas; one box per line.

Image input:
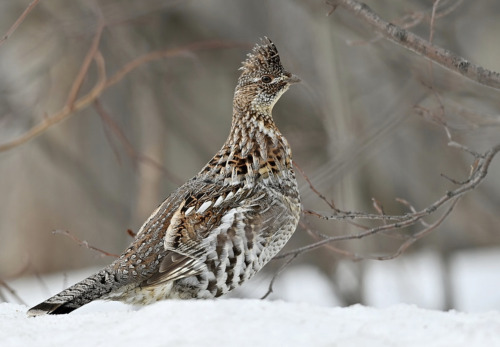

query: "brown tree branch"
left=66, top=21, right=105, bottom=109
left=278, top=143, right=500, bottom=259
left=373, top=197, right=459, bottom=261
left=329, top=0, right=500, bottom=90
left=0, top=38, right=243, bottom=153
left=293, top=161, right=336, bottom=210
left=344, top=0, right=463, bottom=46
left=0, top=47, right=107, bottom=152
left=0, top=0, right=41, bottom=48
left=260, top=253, right=299, bottom=299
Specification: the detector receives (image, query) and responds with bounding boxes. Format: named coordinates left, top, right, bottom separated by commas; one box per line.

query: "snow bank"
left=3, top=249, right=500, bottom=346
left=2, top=300, right=500, bottom=347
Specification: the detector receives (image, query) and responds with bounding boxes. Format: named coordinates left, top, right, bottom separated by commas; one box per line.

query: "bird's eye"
left=261, top=75, right=273, bottom=83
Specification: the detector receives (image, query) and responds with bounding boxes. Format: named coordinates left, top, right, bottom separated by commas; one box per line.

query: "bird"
left=28, top=38, right=301, bottom=316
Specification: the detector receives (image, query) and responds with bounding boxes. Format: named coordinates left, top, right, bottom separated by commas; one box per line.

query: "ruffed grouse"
left=28, top=38, right=301, bottom=316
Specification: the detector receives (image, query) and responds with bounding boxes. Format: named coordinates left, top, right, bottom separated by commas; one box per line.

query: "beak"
left=284, top=72, right=301, bottom=84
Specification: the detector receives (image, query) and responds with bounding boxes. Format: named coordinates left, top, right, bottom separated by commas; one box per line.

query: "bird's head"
left=234, top=38, right=300, bottom=114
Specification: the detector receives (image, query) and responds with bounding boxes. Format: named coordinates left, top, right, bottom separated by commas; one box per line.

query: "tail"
left=27, top=268, right=118, bottom=316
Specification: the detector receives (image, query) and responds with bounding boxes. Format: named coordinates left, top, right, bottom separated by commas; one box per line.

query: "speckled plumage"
left=28, top=38, right=301, bottom=316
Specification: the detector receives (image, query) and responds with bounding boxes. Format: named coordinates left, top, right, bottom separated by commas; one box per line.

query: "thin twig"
left=294, top=161, right=336, bottom=210
left=0, top=0, right=41, bottom=48
left=0, top=287, right=6, bottom=303
left=278, top=144, right=500, bottom=259
left=300, top=220, right=365, bottom=261
left=305, top=197, right=458, bottom=262
left=0, top=48, right=107, bottom=152
left=66, top=21, right=105, bottom=109
left=294, top=162, right=369, bottom=230
left=372, top=197, right=387, bottom=226
left=429, top=0, right=441, bottom=44
left=306, top=143, right=499, bottom=223
left=396, top=198, right=430, bottom=228
left=344, top=0, right=463, bottom=47
left=0, top=40, right=243, bottom=153
left=0, top=279, right=27, bottom=305
left=53, top=230, right=119, bottom=258
left=373, top=197, right=459, bottom=260
left=261, top=253, right=299, bottom=299
left=330, top=0, right=500, bottom=90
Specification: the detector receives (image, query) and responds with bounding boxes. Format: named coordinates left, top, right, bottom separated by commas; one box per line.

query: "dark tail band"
left=27, top=268, right=118, bottom=316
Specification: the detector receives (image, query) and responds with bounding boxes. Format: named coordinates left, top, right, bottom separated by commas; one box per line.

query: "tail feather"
left=27, top=268, right=118, bottom=316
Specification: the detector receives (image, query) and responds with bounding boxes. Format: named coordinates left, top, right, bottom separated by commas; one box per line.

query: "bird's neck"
left=198, top=106, right=293, bottom=186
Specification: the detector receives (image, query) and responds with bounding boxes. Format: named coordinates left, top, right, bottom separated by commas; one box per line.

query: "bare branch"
left=66, top=21, right=105, bottom=109
left=428, top=0, right=442, bottom=43
left=294, top=161, right=336, bottom=210
left=0, top=0, right=41, bottom=48
left=261, top=253, right=299, bottom=299
left=345, top=0, right=463, bottom=46
left=329, top=0, right=500, bottom=90
left=300, top=221, right=365, bottom=261
left=373, top=197, right=459, bottom=261
left=0, top=39, right=244, bottom=153
left=278, top=143, right=500, bottom=259
left=0, top=47, right=107, bottom=152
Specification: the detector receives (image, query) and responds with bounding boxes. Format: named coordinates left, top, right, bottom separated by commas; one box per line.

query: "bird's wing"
left=143, top=181, right=291, bottom=287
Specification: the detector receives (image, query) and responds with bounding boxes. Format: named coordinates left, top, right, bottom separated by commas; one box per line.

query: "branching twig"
left=294, top=161, right=336, bottom=211
left=329, top=0, right=500, bottom=90
left=0, top=45, right=107, bottom=152
left=278, top=143, right=500, bottom=259
left=345, top=0, right=463, bottom=46
left=66, top=21, right=105, bottom=109
left=294, top=162, right=369, bottom=230
left=300, top=220, right=365, bottom=261
left=306, top=142, right=499, bottom=223
left=0, top=38, right=243, bottom=153
left=261, top=253, right=299, bottom=299
left=373, top=197, right=459, bottom=261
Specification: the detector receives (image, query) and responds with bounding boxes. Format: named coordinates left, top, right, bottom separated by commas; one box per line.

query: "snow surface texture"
left=3, top=249, right=500, bottom=346
left=2, top=300, right=500, bottom=347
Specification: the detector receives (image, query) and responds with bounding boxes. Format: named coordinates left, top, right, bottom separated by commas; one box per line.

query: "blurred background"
left=0, top=0, right=499, bottom=312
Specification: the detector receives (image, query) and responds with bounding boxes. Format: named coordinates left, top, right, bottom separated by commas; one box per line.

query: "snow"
left=2, top=300, right=500, bottom=347
left=3, top=249, right=500, bottom=346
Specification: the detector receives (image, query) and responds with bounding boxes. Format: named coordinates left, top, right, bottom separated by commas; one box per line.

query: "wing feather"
left=141, top=180, right=296, bottom=288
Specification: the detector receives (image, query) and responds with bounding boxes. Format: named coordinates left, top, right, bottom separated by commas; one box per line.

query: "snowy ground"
left=2, top=300, right=500, bottom=347
left=2, top=248, right=500, bottom=346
